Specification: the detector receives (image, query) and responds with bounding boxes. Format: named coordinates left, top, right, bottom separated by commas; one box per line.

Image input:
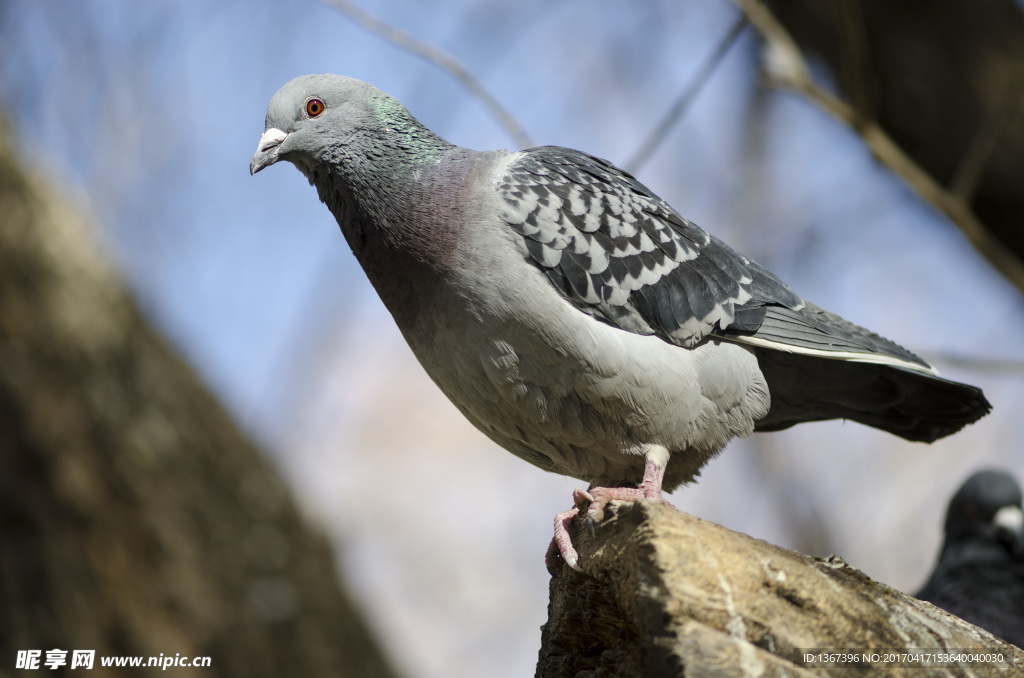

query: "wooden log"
left=538, top=501, right=1022, bottom=677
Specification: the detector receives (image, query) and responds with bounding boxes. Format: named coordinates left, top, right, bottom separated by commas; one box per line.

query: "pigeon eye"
left=306, top=98, right=325, bottom=117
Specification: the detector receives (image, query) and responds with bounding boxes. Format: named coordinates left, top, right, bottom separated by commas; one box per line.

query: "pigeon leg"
left=545, top=446, right=674, bottom=573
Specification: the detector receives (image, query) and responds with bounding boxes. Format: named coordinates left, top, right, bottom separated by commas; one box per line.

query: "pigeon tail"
left=752, top=349, right=990, bottom=443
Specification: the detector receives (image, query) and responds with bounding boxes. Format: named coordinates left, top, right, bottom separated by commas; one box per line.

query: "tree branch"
left=732, top=0, right=1024, bottom=297
left=321, top=0, right=535, bottom=150
left=624, top=15, right=748, bottom=175
left=833, top=0, right=873, bottom=123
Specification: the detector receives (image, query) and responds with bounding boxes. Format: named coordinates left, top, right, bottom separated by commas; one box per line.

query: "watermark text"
left=798, top=648, right=1017, bottom=670
left=16, top=650, right=211, bottom=670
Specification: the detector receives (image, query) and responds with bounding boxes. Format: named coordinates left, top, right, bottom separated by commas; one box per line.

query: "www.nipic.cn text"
left=16, top=650, right=212, bottom=670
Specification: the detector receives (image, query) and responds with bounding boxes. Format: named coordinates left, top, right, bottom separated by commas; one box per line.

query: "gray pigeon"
left=916, top=470, right=1024, bottom=647
left=251, top=74, right=990, bottom=570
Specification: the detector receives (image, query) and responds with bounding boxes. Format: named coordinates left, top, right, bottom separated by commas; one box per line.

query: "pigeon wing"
left=497, top=146, right=804, bottom=348
left=497, top=146, right=937, bottom=375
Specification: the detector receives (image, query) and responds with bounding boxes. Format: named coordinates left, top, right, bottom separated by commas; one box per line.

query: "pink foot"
left=545, top=453, right=675, bottom=574
left=544, top=489, right=593, bottom=573
left=546, top=506, right=580, bottom=573
left=582, top=486, right=645, bottom=533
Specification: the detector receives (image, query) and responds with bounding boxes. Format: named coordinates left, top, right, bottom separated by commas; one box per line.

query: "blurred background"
left=1, top=1, right=1023, bottom=677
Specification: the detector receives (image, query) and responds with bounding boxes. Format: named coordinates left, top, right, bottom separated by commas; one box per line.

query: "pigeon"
left=916, top=470, right=1024, bottom=647
left=251, top=74, right=991, bottom=571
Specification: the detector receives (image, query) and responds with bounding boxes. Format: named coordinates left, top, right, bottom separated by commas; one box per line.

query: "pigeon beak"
left=993, top=505, right=1024, bottom=556
left=250, top=128, right=289, bottom=175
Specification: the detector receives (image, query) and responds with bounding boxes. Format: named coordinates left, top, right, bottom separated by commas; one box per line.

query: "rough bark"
left=538, top=501, right=1023, bottom=677
left=0, top=124, right=398, bottom=678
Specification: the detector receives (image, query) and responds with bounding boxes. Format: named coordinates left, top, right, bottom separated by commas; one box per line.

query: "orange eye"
left=306, top=98, right=325, bottom=117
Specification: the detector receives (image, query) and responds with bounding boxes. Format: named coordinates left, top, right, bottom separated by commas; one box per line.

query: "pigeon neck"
left=315, top=140, right=481, bottom=334
left=316, top=130, right=457, bottom=249
left=939, top=533, right=1016, bottom=568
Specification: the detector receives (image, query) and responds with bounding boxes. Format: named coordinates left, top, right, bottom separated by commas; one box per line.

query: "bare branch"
left=833, top=0, right=872, bottom=123
left=733, top=0, right=1024, bottom=297
left=321, top=0, right=535, bottom=150
left=624, top=15, right=748, bottom=175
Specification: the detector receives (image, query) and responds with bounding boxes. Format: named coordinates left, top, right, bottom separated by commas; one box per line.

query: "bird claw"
left=572, top=488, right=594, bottom=510
left=585, top=486, right=643, bottom=524
left=543, top=487, right=610, bottom=572
left=546, top=506, right=583, bottom=574
left=548, top=474, right=674, bottom=574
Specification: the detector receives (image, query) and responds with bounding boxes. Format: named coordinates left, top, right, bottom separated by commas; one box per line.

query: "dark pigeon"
left=916, top=470, right=1024, bottom=647
left=251, top=74, right=991, bottom=570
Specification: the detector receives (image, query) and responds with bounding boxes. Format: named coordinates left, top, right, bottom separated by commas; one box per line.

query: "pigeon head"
left=944, top=469, right=1024, bottom=554
left=250, top=74, right=448, bottom=180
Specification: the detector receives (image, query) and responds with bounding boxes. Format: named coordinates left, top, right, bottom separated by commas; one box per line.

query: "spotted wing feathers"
left=497, top=146, right=804, bottom=348
left=496, top=146, right=946, bottom=378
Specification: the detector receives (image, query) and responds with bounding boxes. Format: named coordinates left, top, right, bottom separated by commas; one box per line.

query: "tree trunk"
left=0, top=123, right=398, bottom=678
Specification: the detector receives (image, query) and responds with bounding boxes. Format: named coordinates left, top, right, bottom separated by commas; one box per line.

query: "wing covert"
left=497, top=146, right=804, bottom=347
